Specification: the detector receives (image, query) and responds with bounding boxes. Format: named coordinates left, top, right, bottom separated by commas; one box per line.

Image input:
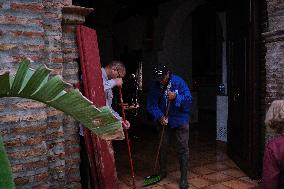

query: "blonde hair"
left=265, top=100, right=284, bottom=133
left=107, top=60, right=126, bottom=76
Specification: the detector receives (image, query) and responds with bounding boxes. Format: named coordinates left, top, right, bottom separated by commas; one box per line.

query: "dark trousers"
left=158, top=124, right=189, bottom=173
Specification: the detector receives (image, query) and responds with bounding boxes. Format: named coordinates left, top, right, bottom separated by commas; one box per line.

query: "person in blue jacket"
left=147, top=64, right=192, bottom=189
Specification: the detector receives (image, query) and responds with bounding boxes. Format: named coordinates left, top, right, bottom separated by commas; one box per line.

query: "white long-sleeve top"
left=101, top=68, right=122, bottom=120
left=79, top=68, right=123, bottom=136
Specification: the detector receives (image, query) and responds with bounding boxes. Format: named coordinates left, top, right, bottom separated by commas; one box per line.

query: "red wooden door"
left=76, top=25, right=119, bottom=189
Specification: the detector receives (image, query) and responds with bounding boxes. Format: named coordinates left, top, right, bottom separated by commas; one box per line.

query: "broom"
left=143, top=100, right=171, bottom=187
left=118, top=87, right=136, bottom=189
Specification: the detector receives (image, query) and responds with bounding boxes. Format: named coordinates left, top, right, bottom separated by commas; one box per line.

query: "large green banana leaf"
left=1, top=60, right=123, bottom=136
left=0, top=135, right=14, bottom=189
left=0, top=60, right=124, bottom=189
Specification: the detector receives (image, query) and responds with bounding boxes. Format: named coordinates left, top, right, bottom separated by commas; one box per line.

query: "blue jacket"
left=147, top=74, right=192, bottom=128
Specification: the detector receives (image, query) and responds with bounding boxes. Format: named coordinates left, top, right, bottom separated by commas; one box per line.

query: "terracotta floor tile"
left=200, top=159, right=216, bottom=165
left=133, top=176, right=148, bottom=188
left=188, top=171, right=198, bottom=179
left=222, top=160, right=239, bottom=168
left=168, top=170, right=180, bottom=179
left=115, top=122, right=259, bottom=189
left=163, top=182, right=179, bottom=189
left=222, top=179, right=258, bottom=189
left=189, top=177, right=213, bottom=188
left=191, top=166, right=216, bottom=175
left=238, top=176, right=260, bottom=185
left=220, top=168, right=247, bottom=178
left=202, top=172, right=234, bottom=183
left=143, top=185, right=165, bottom=189
left=157, top=176, right=178, bottom=186
left=188, top=183, right=199, bottom=189
left=216, top=153, right=230, bottom=162
left=189, top=159, right=203, bottom=168
left=203, top=183, right=232, bottom=189
left=205, top=162, right=232, bottom=171
left=119, top=182, right=131, bottom=189
left=168, top=162, right=180, bottom=171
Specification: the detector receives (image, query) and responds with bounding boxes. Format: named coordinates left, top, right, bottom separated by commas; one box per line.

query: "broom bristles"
left=143, top=175, right=161, bottom=187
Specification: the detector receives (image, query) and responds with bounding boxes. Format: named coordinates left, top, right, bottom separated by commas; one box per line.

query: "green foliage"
left=0, top=60, right=123, bottom=136
left=0, top=60, right=124, bottom=188
left=0, top=136, right=15, bottom=189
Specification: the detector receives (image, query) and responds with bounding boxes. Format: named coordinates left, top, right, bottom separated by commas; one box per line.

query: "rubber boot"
left=179, top=154, right=189, bottom=189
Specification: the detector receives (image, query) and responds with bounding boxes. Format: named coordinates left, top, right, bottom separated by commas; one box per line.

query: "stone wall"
left=61, top=6, right=93, bottom=188
left=0, top=1, right=90, bottom=188
left=262, top=0, right=284, bottom=139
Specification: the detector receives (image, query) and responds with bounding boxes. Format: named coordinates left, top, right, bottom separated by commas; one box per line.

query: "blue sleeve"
left=174, top=78, right=192, bottom=111
left=147, top=82, right=164, bottom=121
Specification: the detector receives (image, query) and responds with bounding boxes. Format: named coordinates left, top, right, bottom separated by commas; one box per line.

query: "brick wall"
left=61, top=6, right=93, bottom=188
left=0, top=1, right=90, bottom=188
left=262, top=0, right=284, bottom=140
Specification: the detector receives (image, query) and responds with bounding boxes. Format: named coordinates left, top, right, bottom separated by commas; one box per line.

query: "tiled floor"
left=113, top=113, right=260, bottom=189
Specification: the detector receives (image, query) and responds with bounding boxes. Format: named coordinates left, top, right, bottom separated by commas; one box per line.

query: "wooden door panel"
left=227, top=0, right=261, bottom=178
left=228, top=38, right=249, bottom=161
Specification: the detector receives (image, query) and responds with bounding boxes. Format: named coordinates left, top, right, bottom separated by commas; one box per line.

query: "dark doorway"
left=191, top=0, right=262, bottom=179
left=192, top=3, right=223, bottom=141
left=73, top=0, right=262, bottom=185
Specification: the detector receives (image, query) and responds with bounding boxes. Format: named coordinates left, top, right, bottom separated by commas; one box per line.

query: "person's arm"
left=173, top=79, right=192, bottom=110
left=109, top=107, right=122, bottom=120
left=108, top=107, right=130, bottom=129
left=147, top=82, right=164, bottom=122
left=104, top=78, right=123, bottom=91
left=262, top=145, right=280, bottom=189
left=103, top=79, right=116, bottom=91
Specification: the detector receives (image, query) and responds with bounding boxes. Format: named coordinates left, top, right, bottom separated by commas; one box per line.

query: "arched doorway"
left=92, top=0, right=262, bottom=187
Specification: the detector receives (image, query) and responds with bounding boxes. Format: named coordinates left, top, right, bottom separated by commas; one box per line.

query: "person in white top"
left=101, top=60, right=130, bottom=129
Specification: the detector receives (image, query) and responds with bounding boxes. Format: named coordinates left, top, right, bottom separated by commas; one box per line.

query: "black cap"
left=153, top=64, right=169, bottom=81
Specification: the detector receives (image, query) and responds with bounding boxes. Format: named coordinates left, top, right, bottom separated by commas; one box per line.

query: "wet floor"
left=113, top=111, right=260, bottom=189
